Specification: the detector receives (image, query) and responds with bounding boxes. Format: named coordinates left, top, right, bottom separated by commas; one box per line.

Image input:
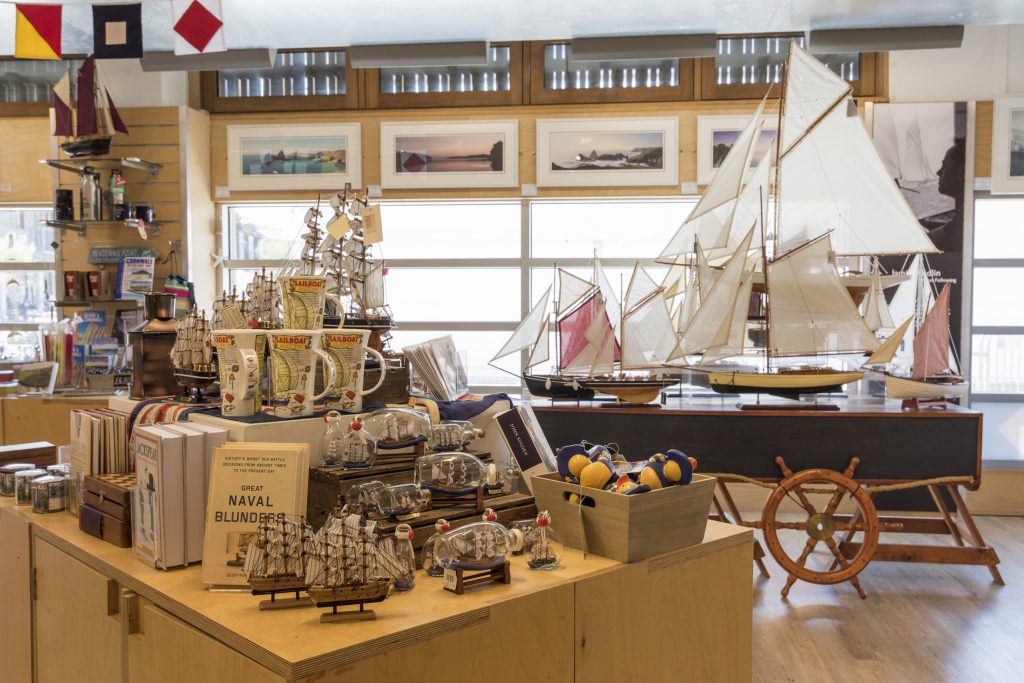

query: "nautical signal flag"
left=92, top=3, right=143, bottom=59
left=14, top=4, right=62, bottom=60
left=171, top=0, right=227, bottom=55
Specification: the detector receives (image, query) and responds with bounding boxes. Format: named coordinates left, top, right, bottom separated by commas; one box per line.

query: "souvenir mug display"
left=267, top=329, right=337, bottom=418
left=212, top=329, right=266, bottom=417
left=278, top=274, right=344, bottom=330
left=321, top=328, right=387, bottom=412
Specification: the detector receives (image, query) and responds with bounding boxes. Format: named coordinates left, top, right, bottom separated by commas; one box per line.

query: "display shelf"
left=51, top=299, right=141, bottom=308
left=42, top=156, right=163, bottom=178
left=46, top=219, right=161, bottom=237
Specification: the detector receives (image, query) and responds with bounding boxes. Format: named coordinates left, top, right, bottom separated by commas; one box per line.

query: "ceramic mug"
left=212, top=329, right=266, bottom=417
left=278, top=275, right=343, bottom=330
left=267, top=329, right=337, bottom=418
left=321, top=328, right=387, bottom=413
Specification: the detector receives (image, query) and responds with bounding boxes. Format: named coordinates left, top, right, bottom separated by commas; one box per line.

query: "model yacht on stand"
left=243, top=516, right=314, bottom=610
left=661, top=42, right=939, bottom=406
left=170, top=307, right=217, bottom=402
left=52, top=55, right=128, bottom=158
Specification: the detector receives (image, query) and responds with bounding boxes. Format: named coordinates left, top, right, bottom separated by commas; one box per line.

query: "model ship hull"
left=583, top=377, right=679, bottom=404
left=307, top=580, right=391, bottom=607
left=884, top=374, right=969, bottom=400
left=61, top=136, right=112, bottom=158
left=523, top=373, right=595, bottom=400
left=704, top=369, right=864, bottom=399
left=248, top=575, right=307, bottom=593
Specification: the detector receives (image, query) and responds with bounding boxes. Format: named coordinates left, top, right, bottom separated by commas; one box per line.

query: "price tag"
left=136, top=219, right=148, bottom=239
left=362, top=205, right=383, bottom=245
left=220, top=303, right=245, bottom=329
left=443, top=567, right=458, bottom=592
left=326, top=213, right=350, bottom=240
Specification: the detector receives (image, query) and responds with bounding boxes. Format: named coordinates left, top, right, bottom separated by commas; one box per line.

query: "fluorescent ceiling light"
left=140, top=49, right=277, bottom=72
left=570, top=34, right=717, bottom=61
left=808, top=25, right=964, bottom=52
left=349, top=41, right=489, bottom=68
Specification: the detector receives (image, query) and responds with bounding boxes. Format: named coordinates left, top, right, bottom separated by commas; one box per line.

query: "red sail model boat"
left=53, top=56, right=128, bottom=158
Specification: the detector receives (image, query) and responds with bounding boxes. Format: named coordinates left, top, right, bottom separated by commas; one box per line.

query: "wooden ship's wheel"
left=760, top=456, right=880, bottom=599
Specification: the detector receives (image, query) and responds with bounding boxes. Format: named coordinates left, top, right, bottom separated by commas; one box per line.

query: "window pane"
left=971, top=335, right=1024, bottom=394
left=381, top=46, right=511, bottom=94
left=218, top=50, right=346, bottom=98
left=227, top=205, right=310, bottom=261
left=973, top=402, right=1024, bottom=461
left=0, top=59, right=82, bottom=103
left=390, top=330, right=519, bottom=387
left=543, top=44, right=679, bottom=91
left=379, top=201, right=520, bottom=259
left=1, top=270, right=54, bottom=324
left=0, top=330, right=40, bottom=362
left=974, top=197, right=1024, bottom=259
left=530, top=266, right=668, bottom=305
left=972, top=268, right=1024, bottom=326
left=715, top=36, right=858, bottom=86
left=531, top=199, right=695, bottom=258
left=388, top=268, right=519, bottom=322
left=0, top=208, right=54, bottom=261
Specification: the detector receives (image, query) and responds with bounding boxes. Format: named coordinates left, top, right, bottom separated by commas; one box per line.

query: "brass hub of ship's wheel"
left=760, top=456, right=879, bottom=600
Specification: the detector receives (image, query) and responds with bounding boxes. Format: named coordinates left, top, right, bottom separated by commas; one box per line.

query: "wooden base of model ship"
left=256, top=592, right=312, bottom=611
left=320, top=602, right=377, bottom=623
left=444, top=560, right=511, bottom=595
left=426, top=486, right=485, bottom=513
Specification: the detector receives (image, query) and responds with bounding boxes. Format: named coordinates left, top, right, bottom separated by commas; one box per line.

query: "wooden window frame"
left=362, top=43, right=524, bottom=109
left=700, top=34, right=883, bottom=100
left=528, top=42, right=695, bottom=105
left=200, top=48, right=359, bottom=113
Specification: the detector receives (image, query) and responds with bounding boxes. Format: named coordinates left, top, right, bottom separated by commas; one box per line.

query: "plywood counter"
left=1, top=498, right=752, bottom=682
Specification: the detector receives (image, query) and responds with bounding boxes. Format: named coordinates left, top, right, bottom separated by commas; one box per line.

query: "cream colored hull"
left=706, top=370, right=865, bottom=396
left=884, top=374, right=969, bottom=400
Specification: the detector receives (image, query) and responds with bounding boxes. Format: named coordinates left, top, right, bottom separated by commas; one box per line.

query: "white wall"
left=99, top=60, right=188, bottom=108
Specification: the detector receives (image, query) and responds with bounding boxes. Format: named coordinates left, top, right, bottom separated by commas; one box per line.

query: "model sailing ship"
left=170, top=308, right=217, bottom=402
left=53, top=56, right=128, bottom=157
left=243, top=516, right=314, bottom=609
left=304, top=511, right=408, bottom=622
left=657, top=42, right=941, bottom=401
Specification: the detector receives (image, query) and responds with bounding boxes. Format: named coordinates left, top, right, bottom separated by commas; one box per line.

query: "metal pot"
left=128, top=292, right=178, bottom=399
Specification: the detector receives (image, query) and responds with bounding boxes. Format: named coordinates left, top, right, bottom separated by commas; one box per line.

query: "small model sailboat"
left=53, top=56, right=128, bottom=158
left=170, top=307, right=217, bottom=402
left=244, top=516, right=314, bottom=608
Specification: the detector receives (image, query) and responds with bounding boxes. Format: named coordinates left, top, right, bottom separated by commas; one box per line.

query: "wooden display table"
left=0, top=393, right=113, bottom=445
left=0, top=498, right=753, bottom=682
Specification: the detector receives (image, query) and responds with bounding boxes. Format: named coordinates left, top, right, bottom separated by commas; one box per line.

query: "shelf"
left=42, top=157, right=163, bottom=178
left=46, top=219, right=161, bottom=237
left=51, top=299, right=142, bottom=308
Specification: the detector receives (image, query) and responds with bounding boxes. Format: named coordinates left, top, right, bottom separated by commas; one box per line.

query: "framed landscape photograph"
left=227, top=123, right=361, bottom=191
left=379, top=120, right=518, bottom=189
left=535, top=117, right=678, bottom=187
left=991, top=96, right=1024, bottom=194
left=696, top=115, right=777, bottom=185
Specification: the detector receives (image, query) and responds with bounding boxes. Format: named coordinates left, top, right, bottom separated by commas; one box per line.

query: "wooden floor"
left=752, top=516, right=1024, bottom=683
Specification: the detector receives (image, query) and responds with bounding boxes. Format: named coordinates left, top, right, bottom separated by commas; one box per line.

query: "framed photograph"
left=226, top=123, right=361, bottom=191
left=17, top=361, right=57, bottom=394
left=991, top=96, right=1024, bottom=194
left=380, top=120, right=518, bottom=189
left=535, top=117, right=678, bottom=187
left=696, top=115, right=777, bottom=185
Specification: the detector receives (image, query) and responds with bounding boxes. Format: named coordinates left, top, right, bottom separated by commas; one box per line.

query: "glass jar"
left=508, top=519, right=537, bottom=555
left=391, top=523, right=416, bottom=591
left=15, top=468, right=47, bottom=505
left=377, top=483, right=430, bottom=519
left=422, top=519, right=452, bottom=577
left=361, top=408, right=431, bottom=449
left=414, top=452, right=486, bottom=495
left=31, top=475, right=67, bottom=514
left=0, top=463, right=35, bottom=497
left=427, top=423, right=465, bottom=451
left=47, top=463, right=71, bottom=477
left=436, top=521, right=511, bottom=571
left=321, top=412, right=377, bottom=469
left=526, top=511, right=563, bottom=571
left=343, top=480, right=386, bottom=518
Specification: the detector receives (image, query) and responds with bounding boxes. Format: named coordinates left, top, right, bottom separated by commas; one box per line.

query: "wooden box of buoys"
left=531, top=443, right=716, bottom=563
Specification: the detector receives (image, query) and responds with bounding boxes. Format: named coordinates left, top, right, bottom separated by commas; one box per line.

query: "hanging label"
left=136, top=219, right=148, bottom=239
left=443, top=567, right=458, bottom=592
left=326, top=213, right=350, bottom=240
left=362, top=205, right=383, bottom=245
left=219, top=303, right=246, bottom=330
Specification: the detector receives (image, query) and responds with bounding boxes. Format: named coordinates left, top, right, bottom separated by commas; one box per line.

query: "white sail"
left=661, top=256, right=689, bottom=300
left=491, top=285, right=551, bottom=362
left=888, top=255, right=928, bottom=371
left=779, top=41, right=850, bottom=156
left=700, top=255, right=758, bottom=365
left=363, top=260, right=386, bottom=308
left=695, top=238, right=717, bottom=299
left=903, top=118, right=934, bottom=183
left=669, top=227, right=755, bottom=360
left=557, top=269, right=595, bottom=315
left=692, top=96, right=767, bottom=220
left=621, top=293, right=677, bottom=369
left=767, top=235, right=879, bottom=356
left=590, top=328, right=616, bottom=375
left=674, top=267, right=701, bottom=334
left=624, top=263, right=660, bottom=312
left=594, top=258, right=621, bottom=332
left=526, top=319, right=550, bottom=369
left=862, top=261, right=896, bottom=332
left=776, top=44, right=937, bottom=256
left=657, top=201, right=735, bottom=263
left=864, top=317, right=913, bottom=366
left=726, top=150, right=772, bottom=257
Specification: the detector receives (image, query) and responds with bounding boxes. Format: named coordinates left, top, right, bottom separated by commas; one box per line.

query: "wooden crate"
left=0, top=441, right=56, bottom=468
left=531, top=472, right=716, bottom=563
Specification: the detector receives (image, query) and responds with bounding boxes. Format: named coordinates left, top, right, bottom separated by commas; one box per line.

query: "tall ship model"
left=661, top=41, right=939, bottom=400
left=304, top=511, right=408, bottom=622
left=244, top=516, right=314, bottom=607
left=170, top=307, right=216, bottom=402
left=52, top=56, right=128, bottom=158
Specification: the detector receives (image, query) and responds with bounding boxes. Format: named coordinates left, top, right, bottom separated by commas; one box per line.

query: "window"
left=221, top=197, right=698, bottom=392
left=970, top=195, right=1024, bottom=461
left=0, top=58, right=84, bottom=115
left=0, top=207, right=54, bottom=360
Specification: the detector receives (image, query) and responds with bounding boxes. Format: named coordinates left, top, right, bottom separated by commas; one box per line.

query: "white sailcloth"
left=767, top=235, right=879, bottom=356
left=658, top=201, right=735, bottom=263
left=491, top=285, right=551, bottom=362
left=621, top=294, right=676, bottom=369
left=674, top=267, right=701, bottom=334
left=557, top=269, right=595, bottom=315
left=561, top=298, right=611, bottom=375
left=693, top=96, right=767, bottom=220
left=776, top=43, right=937, bottom=256
left=624, top=263, right=660, bottom=312
left=888, top=255, right=928, bottom=371
left=590, top=329, right=616, bottom=375
left=669, top=227, right=755, bottom=360
left=700, top=254, right=758, bottom=365
left=362, top=260, right=386, bottom=308
left=862, top=261, right=895, bottom=332
left=864, top=317, right=913, bottom=366
left=594, top=258, right=621, bottom=332
left=526, top=320, right=550, bottom=369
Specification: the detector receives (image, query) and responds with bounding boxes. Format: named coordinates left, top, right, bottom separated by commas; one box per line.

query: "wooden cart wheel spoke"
left=761, top=461, right=879, bottom=597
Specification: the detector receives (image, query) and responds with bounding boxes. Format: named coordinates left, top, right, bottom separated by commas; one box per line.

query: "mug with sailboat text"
left=267, top=329, right=337, bottom=418
left=279, top=275, right=343, bottom=330
left=321, top=328, right=387, bottom=413
left=212, top=329, right=266, bottom=417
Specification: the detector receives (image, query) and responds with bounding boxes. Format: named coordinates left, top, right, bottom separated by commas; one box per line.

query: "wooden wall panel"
left=975, top=100, right=993, bottom=179
left=0, top=116, right=52, bottom=202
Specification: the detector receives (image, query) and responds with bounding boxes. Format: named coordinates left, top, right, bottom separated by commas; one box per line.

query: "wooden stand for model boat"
left=320, top=601, right=377, bottom=623
left=426, top=485, right=486, bottom=513
left=251, top=587, right=312, bottom=611
left=444, top=561, right=511, bottom=595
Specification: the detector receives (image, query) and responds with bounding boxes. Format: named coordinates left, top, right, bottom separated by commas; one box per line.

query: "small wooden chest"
left=82, top=473, right=134, bottom=521
left=79, top=503, right=133, bottom=547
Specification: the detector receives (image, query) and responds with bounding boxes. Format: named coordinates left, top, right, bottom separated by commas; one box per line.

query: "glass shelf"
left=46, top=219, right=161, bottom=237
left=51, top=299, right=141, bottom=308
left=42, top=157, right=163, bottom=178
